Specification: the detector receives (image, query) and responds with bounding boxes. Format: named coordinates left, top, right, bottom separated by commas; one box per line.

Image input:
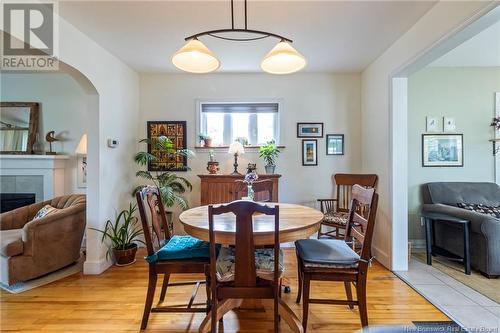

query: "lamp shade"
left=172, top=38, right=220, bottom=73
left=75, top=134, right=87, bottom=155
left=228, top=141, right=244, bottom=155
left=261, top=41, right=306, bottom=75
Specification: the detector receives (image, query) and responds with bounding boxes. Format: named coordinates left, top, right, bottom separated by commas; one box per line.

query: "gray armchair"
left=421, top=182, right=500, bottom=277
left=0, top=195, right=86, bottom=285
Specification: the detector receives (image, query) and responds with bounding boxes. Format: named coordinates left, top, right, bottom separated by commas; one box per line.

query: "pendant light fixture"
left=171, top=0, right=306, bottom=74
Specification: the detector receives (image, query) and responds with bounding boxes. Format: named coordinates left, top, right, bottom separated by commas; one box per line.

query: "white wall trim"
left=390, top=77, right=409, bottom=271
left=495, top=92, right=500, bottom=185
left=83, top=258, right=113, bottom=275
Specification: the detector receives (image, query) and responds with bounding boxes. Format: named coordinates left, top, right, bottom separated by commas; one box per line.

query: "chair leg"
left=211, top=298, right=218, bottom=333
left=317, top=224, right=322, bottom=239
left=296, top=269, right=303, bottom=304
left=344, top=281, right=354, bottom=309
left=274, top=290, right=279, bottom=333
left=356, top=276, right=368, bottom=327
left=159, top=273, right=170, bottom=302
left=302, top=275, right=311, bottom=332
left=141, top=271, right=158, bottom=330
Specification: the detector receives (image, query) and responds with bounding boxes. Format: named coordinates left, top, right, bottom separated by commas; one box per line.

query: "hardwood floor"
left=0, top=249, right=448, bottom=332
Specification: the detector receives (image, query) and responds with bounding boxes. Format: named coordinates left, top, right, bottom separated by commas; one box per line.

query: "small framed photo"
left=426, top=117, right=439, bottom=132
left=302, top=139, right=318, bottom=166
left=326, top=134, right=344, bottom=155
left=77, top=154, right=87, bottom=188
left=443, top=117, right=456, bottom=132
left=297, top=122, right=324, bottom=138
left=422, top=134, right=463, bottom=167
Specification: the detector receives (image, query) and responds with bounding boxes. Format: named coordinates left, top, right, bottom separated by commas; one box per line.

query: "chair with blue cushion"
left=135, top=186, right=211, bottom=330
left=296, top=184, right=379, bottom=331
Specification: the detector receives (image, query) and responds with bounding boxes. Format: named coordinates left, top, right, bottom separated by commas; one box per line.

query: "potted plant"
left=90, top=203, right=144, bottom=266
left=199, top=133, right=213, bottom=147
left=133, top=136, right=193, bottom=234
left=259, top=141, right=280, bottom=174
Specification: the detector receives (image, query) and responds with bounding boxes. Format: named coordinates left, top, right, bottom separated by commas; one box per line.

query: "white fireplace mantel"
left=0, top=155, right=69, bottom=201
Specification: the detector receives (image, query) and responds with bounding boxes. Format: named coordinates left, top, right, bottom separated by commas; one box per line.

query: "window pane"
left=231, top=113, right=249, bottom=143
left=205, top=113, right=224, bottom=145
left=257, top=113, right=275, bottom=144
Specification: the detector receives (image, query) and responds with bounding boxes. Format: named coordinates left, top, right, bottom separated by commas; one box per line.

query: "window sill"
left=194, top=145, right=285, bottom=151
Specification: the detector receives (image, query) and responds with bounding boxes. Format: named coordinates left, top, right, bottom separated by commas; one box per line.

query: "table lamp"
left=228, top=141, right=244, bottom=175
left=75, top=134, right=87, bottom=155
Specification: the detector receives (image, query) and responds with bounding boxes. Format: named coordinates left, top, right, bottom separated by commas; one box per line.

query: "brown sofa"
left=0, top=195, right=86, bottom=285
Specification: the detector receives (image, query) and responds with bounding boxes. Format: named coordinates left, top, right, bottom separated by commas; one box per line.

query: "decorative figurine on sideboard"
left=246, top=163, right=257, bottom=174
left=45, top=131, right=59, bottom=155
left=206, top=149, right=219, bottom=174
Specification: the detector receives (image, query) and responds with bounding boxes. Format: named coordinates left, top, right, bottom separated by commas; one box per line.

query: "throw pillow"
left=33, top=205, right=59, bottom=220
left=457, top=203, right=500, bottom=218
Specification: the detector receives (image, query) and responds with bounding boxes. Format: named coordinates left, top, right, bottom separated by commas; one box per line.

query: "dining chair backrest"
left=234, top=179, right=274, bottom=202
left=344, top=184, right=378, bottom=264
left=135, top=186, right=171, bottom=257
left=334, top=174, right=378, bottom=213
left=208, top=200, right=280, bottom=287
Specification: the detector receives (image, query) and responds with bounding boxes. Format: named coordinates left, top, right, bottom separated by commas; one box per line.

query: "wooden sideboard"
left=198, top=174, right=281, bottom=205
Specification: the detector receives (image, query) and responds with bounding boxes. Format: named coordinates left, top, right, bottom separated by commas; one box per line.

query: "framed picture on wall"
left=77, top=155, right=87, bottom=188
left=297, top=122, right=324, bottom=138
left=422, top=134, right=463, bottom=167
left=302, top=139, right=318, bottom=166
left=443, top=117, right=456, bottom=132
left=426, top=117, right=439, bottom=132
left=147, top=121, right=188, bottom=171
left=326, top=134, right=344, bottom=155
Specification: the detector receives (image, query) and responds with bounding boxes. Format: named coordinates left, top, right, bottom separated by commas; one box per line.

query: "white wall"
left=55, top=13, right=140, bottom=274
left=1, top=73, right=88, bottom=195
left=408, top=67, right=500, bottom=239
left=360, top=1, right=496, bottom=269
left=407, top=67, right=500, bottom=241
left=139, top=73, right=362, bottom=232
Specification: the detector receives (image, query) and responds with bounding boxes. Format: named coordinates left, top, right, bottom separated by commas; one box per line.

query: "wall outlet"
left=107, top=139, right=119, bottom=148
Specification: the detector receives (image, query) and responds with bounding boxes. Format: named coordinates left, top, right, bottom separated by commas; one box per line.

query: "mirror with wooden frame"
left=0, top=102, right=39, bottom=154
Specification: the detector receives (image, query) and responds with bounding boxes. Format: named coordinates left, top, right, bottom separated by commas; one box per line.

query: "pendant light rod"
left=186, top=29, right=292, bottom=43
left=184, top=0, right=292, bottom=43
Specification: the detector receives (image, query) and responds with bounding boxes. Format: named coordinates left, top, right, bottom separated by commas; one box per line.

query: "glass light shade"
left=75, top=134, right=87, bottom=155
left=261, top=41, right=306, bottom=75
left=172, top=39, right=220, bottom=73
left=228, top=141, right=244, bottom=155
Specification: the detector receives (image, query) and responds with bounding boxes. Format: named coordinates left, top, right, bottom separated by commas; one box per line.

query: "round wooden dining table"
left=179, top=202, right=323, bottom=333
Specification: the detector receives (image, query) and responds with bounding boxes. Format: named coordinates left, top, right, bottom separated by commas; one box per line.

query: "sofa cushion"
left=216, top=246, right=284, bottom=282
left=424, top=182, right=500, bottom=207
left=295, top=239, right=360, bottom=268
left=457, top=203, right=500, bottom=218
left=145, top=235, right=210, bottom=263
left=0, top=229, right=23, bottom=257
left=33, top=205, right=59, bottom=220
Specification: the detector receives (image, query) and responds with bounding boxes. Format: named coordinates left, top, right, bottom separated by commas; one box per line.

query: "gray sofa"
left=421, top=182, right=500, bottom=277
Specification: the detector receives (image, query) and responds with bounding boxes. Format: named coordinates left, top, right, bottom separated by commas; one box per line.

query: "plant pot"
left=265, top=165, right=276, bottom=174
left=204, top=139, right=213, bottom=147
left=113, top=243, right=138, bottom=266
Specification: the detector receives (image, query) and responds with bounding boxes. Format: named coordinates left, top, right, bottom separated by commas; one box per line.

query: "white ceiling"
left=430, top=20, right=500, bottom=67
left=59, top=1, right=436, bottom=73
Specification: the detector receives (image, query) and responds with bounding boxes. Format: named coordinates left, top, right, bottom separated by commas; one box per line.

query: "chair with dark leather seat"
left=296, top=184, right=379, bottom=331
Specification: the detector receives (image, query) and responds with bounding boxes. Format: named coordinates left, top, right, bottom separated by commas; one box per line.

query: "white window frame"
left=196, top=99, right=282, bottom=146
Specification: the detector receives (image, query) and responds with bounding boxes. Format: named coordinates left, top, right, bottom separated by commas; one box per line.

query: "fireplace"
left=0, top=193, right=36, bottom=213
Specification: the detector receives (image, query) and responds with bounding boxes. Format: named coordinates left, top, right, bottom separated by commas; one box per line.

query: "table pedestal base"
left=199, top=298, right=303, bottom=333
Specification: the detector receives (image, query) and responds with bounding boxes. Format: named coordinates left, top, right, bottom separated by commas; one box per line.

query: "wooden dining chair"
left=208, top=201, right=282, bottom=333
left=317, top=173, right=378, bottom=239
left=135, top=186, right=211, bottom=330
left=234, top=179, right=275, bottom=202
left=295, top=185, right=379, bottom=330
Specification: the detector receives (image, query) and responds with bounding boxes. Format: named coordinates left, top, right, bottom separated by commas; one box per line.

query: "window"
left=199, top=102, right=279, bottom=146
